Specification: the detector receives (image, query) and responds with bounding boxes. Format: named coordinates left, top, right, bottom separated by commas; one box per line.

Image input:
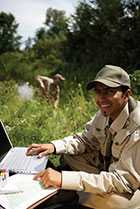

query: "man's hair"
left=121, top=86, right=130, bottom=93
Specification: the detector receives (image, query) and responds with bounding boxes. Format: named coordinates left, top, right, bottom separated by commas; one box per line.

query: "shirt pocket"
left=112, top=129, right=130, bottom=160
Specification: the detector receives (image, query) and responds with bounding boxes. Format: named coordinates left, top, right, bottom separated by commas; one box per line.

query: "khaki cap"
left=53, top=74, right=65, bottom=81
left=87, top=65, right=131, bottom=90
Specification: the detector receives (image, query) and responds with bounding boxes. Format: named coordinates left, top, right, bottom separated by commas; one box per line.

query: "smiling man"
left=27, top=65, right=140, bottom=209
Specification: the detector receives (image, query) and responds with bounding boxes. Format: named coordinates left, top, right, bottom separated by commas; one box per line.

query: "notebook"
left=0, top=174, right=58, bottom=209
left=0, top=121, right=48, bottom=174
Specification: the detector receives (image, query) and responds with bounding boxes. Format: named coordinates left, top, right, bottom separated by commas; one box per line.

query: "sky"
left=0, top=0, right=78, bottom=45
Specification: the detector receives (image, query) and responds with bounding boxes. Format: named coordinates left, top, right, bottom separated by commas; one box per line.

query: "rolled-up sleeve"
left=51, top=135, right=86, bottom=155
left=61, top=170, right=134, bottom=195
left=51, top=113, right=98, bottom=155
left=62, top=171, right=83, bottom=191
left=51, top=115, right=97, bottom=155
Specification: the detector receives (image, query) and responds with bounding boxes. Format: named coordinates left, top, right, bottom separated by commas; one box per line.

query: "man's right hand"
left=26, top=143, right=55, bottom=158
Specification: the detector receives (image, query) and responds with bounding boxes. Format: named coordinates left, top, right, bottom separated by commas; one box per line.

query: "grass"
left=0, top=80, right=97, bottom=165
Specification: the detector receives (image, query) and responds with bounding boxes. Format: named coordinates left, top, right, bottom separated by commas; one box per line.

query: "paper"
left=0, top=174, right=58, bottom=209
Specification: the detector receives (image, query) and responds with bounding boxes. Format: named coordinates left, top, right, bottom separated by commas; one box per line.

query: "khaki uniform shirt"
left=36, top=75, right=60, bottom=108
left=52, top=98, right=140, bottom=209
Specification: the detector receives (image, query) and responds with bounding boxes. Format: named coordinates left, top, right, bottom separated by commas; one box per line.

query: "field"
left=0, top=80, right=97, bottom=165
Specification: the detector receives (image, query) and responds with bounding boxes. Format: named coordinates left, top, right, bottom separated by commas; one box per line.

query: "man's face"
left=94, top=83, right=129, bottom=121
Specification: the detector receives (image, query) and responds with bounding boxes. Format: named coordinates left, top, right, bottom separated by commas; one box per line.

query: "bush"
left=0, top=80, right=97, bottom=165
left=131, top=70, right=140, bottom=97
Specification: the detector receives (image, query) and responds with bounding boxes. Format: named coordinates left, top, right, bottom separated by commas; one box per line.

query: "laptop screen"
left=0, top=121, right=13, bottom=158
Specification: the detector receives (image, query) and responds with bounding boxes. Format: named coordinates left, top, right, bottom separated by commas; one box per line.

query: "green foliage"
left=0, top=12, right=21, bottom=54
left=33, top=36, right=66, bottom=70
left=1, top=2, right=140, bottom=83
left=0, top=80, right=97, bottom=149
left=1, top=2, right=140, bottom=166
left=1, top=2, right=140, bottom=85
left=131, top=70, right=140, bottom=96
left=0, top=52, right=36, bottom=82
left=32, top=7, right=69, bottom=75
left=65, top=0, right=140, bottom=77
left=44, top=8, right=69, bottom=36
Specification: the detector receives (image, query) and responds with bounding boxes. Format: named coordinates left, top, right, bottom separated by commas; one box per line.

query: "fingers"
left=37, top=144, right=55, bottom=157
left=26, top=144, right=46, bottom=156
left=34, top=168, right=62, bottom=188
left=26, top=144, right=42, bottom=156
left=34, top=170, right=52, bottom=188
left=34, top=170, right=45, bottom=180
left=37, top=150, right=49, bottom=158
left=26, top=143, right=55, bottom=157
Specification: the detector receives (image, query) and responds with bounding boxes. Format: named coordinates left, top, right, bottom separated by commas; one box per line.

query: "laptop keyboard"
left=0, top=147, right=48, bottom=174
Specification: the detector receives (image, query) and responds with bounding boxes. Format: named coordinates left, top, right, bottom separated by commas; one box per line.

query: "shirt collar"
left=108, top=103, right=129, bottom=135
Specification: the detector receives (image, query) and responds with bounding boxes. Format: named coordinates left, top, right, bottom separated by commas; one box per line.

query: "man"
left=27, top=65, right=140, bottom=209
left=36, top=74, right=65, bottom=108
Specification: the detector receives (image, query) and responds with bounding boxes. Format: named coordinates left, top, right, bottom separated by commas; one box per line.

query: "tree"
left=65, top=0, right=140, bottom=79
left=32, top=8, right=69, bottom=75
left=34, top=8, right=69, bottom=43
left=0, top=12, right=21, bottom=54
left=44, top=8, right=69, bottom=36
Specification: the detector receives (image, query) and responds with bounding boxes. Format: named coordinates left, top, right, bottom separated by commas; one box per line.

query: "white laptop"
left=0, top=121, right=48, bottom=174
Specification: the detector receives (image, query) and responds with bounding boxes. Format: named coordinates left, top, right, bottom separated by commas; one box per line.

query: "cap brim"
left=86, top=79, right=121, bottom=90
left=55, top=76, right=65, bottom=81
left=61, top=77, right=65, bottom=81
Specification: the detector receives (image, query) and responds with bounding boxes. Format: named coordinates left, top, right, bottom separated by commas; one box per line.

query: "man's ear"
left=124, top=89, right=132, bottom=98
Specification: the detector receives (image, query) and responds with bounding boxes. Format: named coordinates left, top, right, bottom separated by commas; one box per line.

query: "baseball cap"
left=87, top=65, right=131, bottom=90
left=53, top=74, right=65, bottom=81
